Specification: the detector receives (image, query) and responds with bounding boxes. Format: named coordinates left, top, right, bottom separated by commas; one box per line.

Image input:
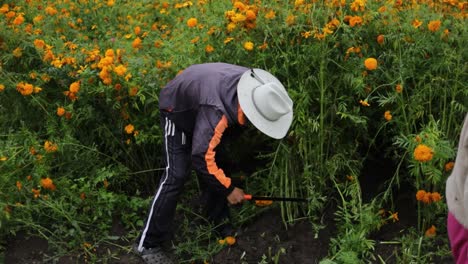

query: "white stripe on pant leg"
left=138, top=117, right=171, bottom=252
left=182, top=132, right=185, bottom=145
left=171, top=121, right=175, bottom=136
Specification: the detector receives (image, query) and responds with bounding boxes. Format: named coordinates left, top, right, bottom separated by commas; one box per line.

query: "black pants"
left=136, top=115, right=229, bottom=250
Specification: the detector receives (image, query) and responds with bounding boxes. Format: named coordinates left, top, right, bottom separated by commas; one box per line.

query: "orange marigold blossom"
left=205, top=45, right=214, bottom=53
left=384, top=110, right=392, bottom=121
left=13, top=14, right=24, bottom=25
left=113, top=65, right=127, bottom=76
left=125, top=124, right=135, bottom=134
left=219, top=236, right=236, bottom=245
left=430, top=192, right=442, bottom=202
left=187, top=17, right=198, bottom=28
left=395, top=84, right=403, bottom=93
left=445, top=161, right=455, bottom=172
left=40, top=177, right=56, bottom=191
left=422, top=192, right=431, bottom=204
left=56, top=107, right=65, bottom=117
left=413, top=144, right=434, bottom=162
left=416, top=190, right=426, bottom=201
left=0, top=84, right=5, bottom=92
left=16, top=181, right=22, bottom=191
left=69, top=81, right=80, bottom=93
left=44, top=140, right=58, bottom=153
left=425, top=225, right=436, bottom=237
left=16, top=82, right=34, bottom=96
left=412, top=19, right=422, bottom=28
left=359, top=99, right=370, bottom=107
left=364, top=58, right=378, bottom=70
left=32, top=188, right=41, bottom=198
left=264, top=10, right=276, bottom=19
left=377, top=34, right=384, bottom=45
left=132, top=37, right=142, bottom=49
left=428, top=20, right=441, bottom=32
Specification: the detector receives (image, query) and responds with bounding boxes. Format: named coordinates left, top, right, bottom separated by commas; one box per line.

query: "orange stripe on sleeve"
left=205, top=115, right=231, bottom=188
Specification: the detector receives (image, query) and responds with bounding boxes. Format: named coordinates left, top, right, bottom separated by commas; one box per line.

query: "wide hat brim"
left=237, top=69, right=293, bottom=139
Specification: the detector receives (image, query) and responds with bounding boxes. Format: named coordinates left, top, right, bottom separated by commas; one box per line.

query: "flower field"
left=0, top=0, right=467, bottom=263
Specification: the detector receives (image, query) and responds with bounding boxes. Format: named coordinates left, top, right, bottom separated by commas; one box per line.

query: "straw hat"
left=237, top=69, right=293, bottom=139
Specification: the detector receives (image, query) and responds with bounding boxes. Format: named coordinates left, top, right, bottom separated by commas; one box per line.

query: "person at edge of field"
left=446, top=113, right=468, bottom=264
left=132, top=62, right=294, bottom=264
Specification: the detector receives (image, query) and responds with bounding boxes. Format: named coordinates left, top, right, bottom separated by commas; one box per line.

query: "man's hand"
left=227, top=187, right=245, bottom=205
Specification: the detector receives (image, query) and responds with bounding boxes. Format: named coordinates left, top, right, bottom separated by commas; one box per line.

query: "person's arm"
left=191, top=106, right=244, bottom=202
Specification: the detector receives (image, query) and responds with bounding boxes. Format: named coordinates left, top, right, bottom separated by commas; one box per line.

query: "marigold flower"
left=349, top=16, right=363, bottom=27
left=377, top=34, right=384, bottom=45
left=132, top=37, right=142, bottom=49
left=430, top=192, right=442, bottom=202
left=129, top=87, right=138, bottom=96
left=44, top=140, right=58, bottom=153
left=445, top=161, right=455, bottom=172
left=364, top=58, right=378, bottom=70
left=113, top=65, right=127, bottom=76
left=395, top=84, right=403, bottom=93
left=286, top=15, right=296, bottom=26
left=0, top=84, right=4, bottom=92
left=245, top=10, right=257, bottom=21
left=40, top=177, right=56, bottom=191
left=390, top=211, right=399, bottom=222
left=13, top=47, right=22, bottom=58
left=384, top=110, right=392, bottom=121
left=205, top=45, right=214, bottom=53
left=125, top=124, right=135, bottom=134
left=231, top=13, right=246, bottom=23
left=218, top=236, right=236, bottom=245
left=0, top=156, right=7, bottom=161
left=425, top=225, right=436, bottom=237
left=255, top=200, right=273, bottom=207
left=422, top=192, right=431, bottom=204
left=32, top=188, right=41, bottom=198
left=187, top=17, right=198, bottom=28
left=264, top=10, right=276, bottom=19
left=415, top=190, right=425, bottom=202
left=80, top=192, right=86, bottom=200
left=359, top=99, right=370, bottom=107
left=412, top=19, right=422, bottom=28
left=243, top=41, right=254, bottom=51
left=56, top=107, right=65, bottom=117
left=16, top=82, right=34, bottom=96
left=13, top=14, right=24, bottom=25
left=69, top=81, right=80, bottom=93
left=16, top=181, right=22, bottom=191
left=413, top=144, right=434, bottom=162
left=428, top=20, right=441, bottom=32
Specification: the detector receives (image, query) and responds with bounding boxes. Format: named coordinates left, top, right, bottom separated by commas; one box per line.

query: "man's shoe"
left=133, top=243, right=174, bottom=264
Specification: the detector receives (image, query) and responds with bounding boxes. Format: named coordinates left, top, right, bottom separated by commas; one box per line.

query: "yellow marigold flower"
left=187, top=17, right=198, bottom=28
left=16, top=82, right=34, bottom=96
left=425, top=225, right=436, bottom=237
left=44, top=140, right=58, bottom=153
left=40, top=177, right=56, bottom=191
left=384, top=110, right=392, bottom=121
left=416, top=190, right=426, bottom=201
left=428, top=20, right=441, bottom=32
left=364, top=58, right=378, bottom=70
left=226, top=23, right=236, bottom=32
left=113, top=65, right=127, bottom=76
left=132, top=37, right=142, bottom=49
left=56, top=107, right=65, bottom=117
left=69, top=81, right=80, bottom=93
left=412, top=19, right=422, bottom=28
left=359, top=99, right=370, bottom=107
left=107, top=0, right=115, bottom=6
left=0, top=4, right=9, bottom=14
left=125, top=124, right=135, bottom=134
left=224, top=37, right=234, bottom=44
left=301, top=31, right=312, bottom=39
left=231, top=13, right=246, bottom=23
left=413, top=144, right=434, bottom=162
left=243, top=41, right=254, bottom=51
left=445, top=161, right=455, bottom=172
left=430, top=192, right=441, bottom=202
left=0, top=156, right=7, bottom=161
left=264, top=10, right=276, bottom=19
left=0, top=84, right=4, bottom=92
left=13, top=47, right=22, bottom=58
left=233, top=1, right=246, bottom=11
left=286, top=14, right=296, bottom=26
left=205, top=45, right=214, bottom=53
left=349, top=16, right=363, bottom=27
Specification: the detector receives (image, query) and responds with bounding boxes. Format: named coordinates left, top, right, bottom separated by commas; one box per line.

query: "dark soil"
left=2, top=200, right=432, bottom=264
